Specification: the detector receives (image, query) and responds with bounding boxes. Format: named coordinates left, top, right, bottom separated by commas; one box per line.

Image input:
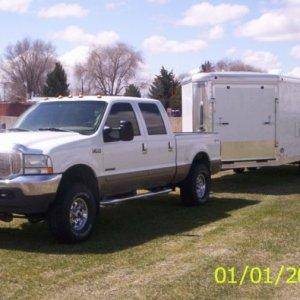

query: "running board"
left=100, top=189, right=173, bottom=206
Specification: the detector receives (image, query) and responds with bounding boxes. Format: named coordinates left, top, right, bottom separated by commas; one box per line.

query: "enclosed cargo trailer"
left=182, top=72, right=300, bottom=170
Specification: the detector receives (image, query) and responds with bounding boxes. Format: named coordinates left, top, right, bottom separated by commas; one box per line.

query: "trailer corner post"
left=275, top=97, right=279, bottom=148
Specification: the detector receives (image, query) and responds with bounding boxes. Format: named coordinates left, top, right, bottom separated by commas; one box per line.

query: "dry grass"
left=0, top=166, right=299, bottom=299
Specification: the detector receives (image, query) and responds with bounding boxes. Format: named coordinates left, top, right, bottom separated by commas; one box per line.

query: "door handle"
left=263, top=116, right=272, bottom=125
left=142, top=143, right=148, bottom=154
left=168, top=141, right=174, bottom=152
left=218, top=118, right=229, bottom=126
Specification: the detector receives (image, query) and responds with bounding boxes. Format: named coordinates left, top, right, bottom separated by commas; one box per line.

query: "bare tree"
left=74, top=63, right=93, bottom=95
left=75, top=43, right=143, bottom=96
left=0, top=38, right=56, bottom=101
left=215, top=59, right=264, bottom=72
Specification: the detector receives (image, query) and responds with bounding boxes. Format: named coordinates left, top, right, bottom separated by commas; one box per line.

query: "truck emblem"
left=92, top=148, right=101, bottom=154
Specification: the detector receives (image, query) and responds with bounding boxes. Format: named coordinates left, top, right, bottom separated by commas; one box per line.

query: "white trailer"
left=182, top=72, right=300, bottom=171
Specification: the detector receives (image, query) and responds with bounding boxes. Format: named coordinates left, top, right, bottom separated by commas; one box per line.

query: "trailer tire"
left=234, top=168, right=245, bottom=174
left=248, top=167, right=258, bottom=172
left=181, top=163, right=211, bottom=206
left=47, top=183, right=97, bottom=243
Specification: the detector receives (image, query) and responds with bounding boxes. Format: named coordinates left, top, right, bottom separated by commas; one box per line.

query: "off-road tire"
left=47, top=183, right=97, bottom=243
left=180, top=163, right=211, bottom=206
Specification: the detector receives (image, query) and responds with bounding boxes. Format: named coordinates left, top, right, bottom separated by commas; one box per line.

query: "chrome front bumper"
left=0, top=174, right=62, bottom=196
left=0, top=175, right=62, bottom=214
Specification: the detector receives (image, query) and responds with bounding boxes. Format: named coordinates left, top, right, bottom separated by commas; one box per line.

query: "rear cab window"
left=138, top=103, right=167, bottom=135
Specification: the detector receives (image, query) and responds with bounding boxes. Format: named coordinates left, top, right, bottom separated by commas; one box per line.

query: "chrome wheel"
left=69, top=196, right=89, bottom=232
left=196, top=174, right=206, bottom=199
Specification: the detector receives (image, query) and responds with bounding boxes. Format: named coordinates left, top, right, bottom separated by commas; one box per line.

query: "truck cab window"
left=139, top=103, right=167, bottom=135
left=105, top=102, right=140, bottom=136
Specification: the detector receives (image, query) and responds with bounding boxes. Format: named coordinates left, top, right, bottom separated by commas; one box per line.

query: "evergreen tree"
left=170, top=85, right=182, bottom=110
left=43, top=62, right=69, bottom=97
left=201, top=61, right=215, bottom=73
left=124, top=84, right=141, bottom=97
left=149, top=67, right=181, bottom=109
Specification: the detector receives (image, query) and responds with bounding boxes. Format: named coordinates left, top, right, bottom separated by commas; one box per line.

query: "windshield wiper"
left=38, top=127, right=74, bottom=133
left=8, top=128, right=30, bottom=132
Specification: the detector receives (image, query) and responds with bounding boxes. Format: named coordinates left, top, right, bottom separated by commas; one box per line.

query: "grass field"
left=0, top=166, right=299, bottom=299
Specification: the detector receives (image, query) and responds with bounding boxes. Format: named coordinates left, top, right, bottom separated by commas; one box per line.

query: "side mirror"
left=103, top=121, right=134, bottom=142
left=103, top=126, right=121, bottom=143
left=0, top=123, right=6, bottom=131
left=119, top=120, right=134, bottom=141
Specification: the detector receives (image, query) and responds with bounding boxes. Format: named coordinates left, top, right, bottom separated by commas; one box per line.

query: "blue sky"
left=0, top=0, right=300, bottom=80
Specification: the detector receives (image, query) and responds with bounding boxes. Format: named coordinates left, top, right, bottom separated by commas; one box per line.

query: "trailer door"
left=214, top=84, right=276, bottom=161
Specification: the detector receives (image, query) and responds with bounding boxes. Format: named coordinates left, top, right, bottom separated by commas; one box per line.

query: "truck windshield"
left=14, top=101, right=107, bottom=135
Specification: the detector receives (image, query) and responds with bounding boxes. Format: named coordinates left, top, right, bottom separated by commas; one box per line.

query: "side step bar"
left=100, top=188, right=173, bottom=206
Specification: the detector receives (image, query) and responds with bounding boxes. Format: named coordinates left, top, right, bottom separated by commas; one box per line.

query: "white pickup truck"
left=0, top=96, right=220, bottom=243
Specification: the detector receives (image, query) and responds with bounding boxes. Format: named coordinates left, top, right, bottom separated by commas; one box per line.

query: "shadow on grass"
left=0, top=195, right=258, bottom=254
left=213, top=166, right=300, bottom=196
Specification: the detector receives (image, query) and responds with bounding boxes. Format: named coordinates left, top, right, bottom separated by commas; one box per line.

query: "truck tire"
left=47, top=183, right=97, bottom=243
left=180, top=163, right=211, bottom=206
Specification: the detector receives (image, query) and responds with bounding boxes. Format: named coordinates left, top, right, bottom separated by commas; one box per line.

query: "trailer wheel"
left=248, top=167, right=258, bottom=172
left=47, top=183, right=97, bottom=243
left=233, top=168, right=245, bottom=174
left=180, top=163, right=211, bottom=206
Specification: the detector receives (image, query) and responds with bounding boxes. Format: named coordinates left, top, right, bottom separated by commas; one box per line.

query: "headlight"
left=0, top=152, right=22, bottom=179
left=23, top=154, right=53, bottom=175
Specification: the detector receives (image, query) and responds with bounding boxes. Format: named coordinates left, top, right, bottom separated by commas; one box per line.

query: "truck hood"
left=0, top=131, right=86, bottom=153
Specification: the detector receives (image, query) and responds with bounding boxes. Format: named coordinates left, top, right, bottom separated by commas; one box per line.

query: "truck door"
left=101, top=102, right=147, bottom=195
left=214, top=84, right=276, bottom=161
left=138, top=102, right=176, bottom=188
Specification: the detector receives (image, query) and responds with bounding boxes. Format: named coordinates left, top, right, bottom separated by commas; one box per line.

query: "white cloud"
left=60, top=46, right=91, bottom=92
left=147, top=0, right=169, bottom=4
left=189, top=67, right=201, bottom=75
left=143, top=35, right=207, bottom=54
left=60, top=46, right=90, bottom=67
left=291, top=45, right=300, bottom=58
left=209, top=25, right=224, bottom=40
left=238, top=1, right=300, bottom=41
left=38, top=3, right=88, bottom=19
left=243, top=50, right=281, bottom=71
left=289, top=67, right=300, bottom=77
left=137, top=63, right=154, bottom=84
left=52, top=26, right=119, bottom=45
left=177, top=2, right=249, bottom=27
left=286, top=0, right=300, bottom=5
left=268, top=69, right=282, bottom=75
left=226, top=47, right=238, bottom=56
left=0, top=0, right=31, bottom=13
left=105, top=1, right=128, bottom=11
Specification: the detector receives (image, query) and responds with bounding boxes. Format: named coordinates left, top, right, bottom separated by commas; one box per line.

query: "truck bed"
left=174, top=132, right=221, bottom=176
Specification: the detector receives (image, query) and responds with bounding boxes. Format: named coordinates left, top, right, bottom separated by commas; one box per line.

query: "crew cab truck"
left=0, top=96, right=220, bottom=243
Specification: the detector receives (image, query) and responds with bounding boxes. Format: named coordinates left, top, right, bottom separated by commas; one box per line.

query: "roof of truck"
left=36, top=96, right=159, bottom=103
left=182, top=72, right=300, bottom=85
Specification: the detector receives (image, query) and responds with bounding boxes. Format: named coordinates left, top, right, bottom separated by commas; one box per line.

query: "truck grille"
left=0, top=153, right=11, bottom=179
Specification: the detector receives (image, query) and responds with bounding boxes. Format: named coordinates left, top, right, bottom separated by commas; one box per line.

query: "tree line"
left=0, top=38, right=263, bottom=110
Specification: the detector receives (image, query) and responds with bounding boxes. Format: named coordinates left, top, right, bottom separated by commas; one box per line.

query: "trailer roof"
left=182, top=72, right=300, bottom=85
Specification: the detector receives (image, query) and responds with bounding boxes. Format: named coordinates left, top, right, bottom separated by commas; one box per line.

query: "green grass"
left=0, top=166, right=299, bottom=299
